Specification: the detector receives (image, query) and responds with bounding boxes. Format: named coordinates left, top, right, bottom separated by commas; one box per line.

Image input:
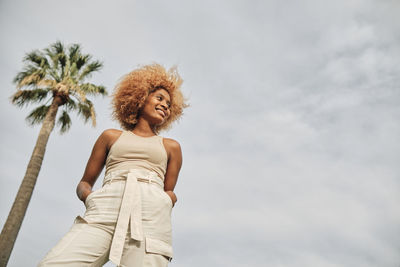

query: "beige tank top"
left=105, top=130, right=168, bottom=179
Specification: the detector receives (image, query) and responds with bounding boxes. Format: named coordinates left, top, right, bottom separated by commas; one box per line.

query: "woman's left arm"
left=163, top=138, right=182, bottom=206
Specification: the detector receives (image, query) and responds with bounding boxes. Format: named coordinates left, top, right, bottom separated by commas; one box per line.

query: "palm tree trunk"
left=0, top=96, right=62, bottom=267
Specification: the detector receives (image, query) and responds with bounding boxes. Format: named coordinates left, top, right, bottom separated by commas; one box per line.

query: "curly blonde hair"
left=112, top=63, right=187, bottom=133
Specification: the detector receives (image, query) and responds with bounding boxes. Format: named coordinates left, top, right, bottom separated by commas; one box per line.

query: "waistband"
left=103, top=169, right=164, bottom=188
left=105, top=169, right=164, bottom=265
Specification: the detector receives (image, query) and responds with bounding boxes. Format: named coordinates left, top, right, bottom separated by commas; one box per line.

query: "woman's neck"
left=132, top=119, right=156, bottom=137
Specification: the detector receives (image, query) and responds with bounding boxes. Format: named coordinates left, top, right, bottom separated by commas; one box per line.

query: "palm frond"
left=24, top=50, right=49, bottom=68
left=73, top=86, right=87, bottom=102
left=63, top=58, right=71, bottom=79
left=44, top=41, right=67, bottom=78
left=57, top=110, right=72, bottom=133
left=70, top=61, right=78, bottom=77
left=76, top=54, right=91, bottom=70
left=37, top=79, right=57, bottom=89
left=44, top=41, right=64, bottom=64
left=80, top=83, right=107, bottom=96
left=68, top=43, right=81, bottom=62
left=77, top=101, right=91, bottom=122
left=11, top=89, right=49, bottom=107
left=58, top=53, right=67, bottom=78
left=48, top=69, right=61, bottom=82
left=65, top=98, right=77, bottom=111
left=78, top=61, right=103, bottom=81
left=25, top=105, right=50, bottom=125
left=78, top=99, right=96, bottom=126
left=44, top=48, right=59, bottom=70
left=52, top=41, right=65, bottom=54
left=13, top=65, right=47, bottom=88
left=16, top=72, right=43, bottom=88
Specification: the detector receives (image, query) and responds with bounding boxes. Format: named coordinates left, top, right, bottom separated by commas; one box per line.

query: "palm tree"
left=0, top=41, right=107, bottom=266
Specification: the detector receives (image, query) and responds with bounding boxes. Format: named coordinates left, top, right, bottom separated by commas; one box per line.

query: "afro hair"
left=112, top=63, right=188, bottom=133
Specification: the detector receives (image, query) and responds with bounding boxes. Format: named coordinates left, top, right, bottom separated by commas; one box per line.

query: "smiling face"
left=139, top=88, right=171, bottom=126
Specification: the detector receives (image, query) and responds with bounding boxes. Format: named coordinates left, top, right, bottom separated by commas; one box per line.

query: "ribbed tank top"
left=105, top=130, right=168, bottom=179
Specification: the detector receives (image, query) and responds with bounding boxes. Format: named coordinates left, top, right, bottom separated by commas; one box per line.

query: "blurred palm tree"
left=0, top=41, right=107, bottom=266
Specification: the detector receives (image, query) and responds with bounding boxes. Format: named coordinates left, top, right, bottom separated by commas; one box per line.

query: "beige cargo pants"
left=38, top=169, right=173, bottom=267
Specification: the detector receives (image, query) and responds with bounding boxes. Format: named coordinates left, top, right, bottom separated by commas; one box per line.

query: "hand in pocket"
left=165, top=191, right=177, bottom=206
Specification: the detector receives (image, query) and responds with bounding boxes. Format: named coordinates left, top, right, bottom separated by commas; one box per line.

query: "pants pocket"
left=84, top=184, right=110, bottom=208
left=145, top=237, right=173, bottom=260
left=161, top=191, right=174, bottom=208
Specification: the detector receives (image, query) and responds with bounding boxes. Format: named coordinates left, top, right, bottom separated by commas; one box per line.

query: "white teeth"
left=156, top=109, right=165, bottom=117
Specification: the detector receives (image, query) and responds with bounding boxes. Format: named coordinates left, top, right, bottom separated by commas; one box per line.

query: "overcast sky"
left=1, top=0, right=399, bottom=266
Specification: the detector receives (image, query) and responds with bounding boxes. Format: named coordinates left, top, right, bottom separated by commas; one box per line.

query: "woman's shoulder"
left=99, top=129, right=124, bottom=146
left=162, top=137, right=182, bottom=154
left=162, top=137, right=180, bottom=146
left=101, top=128, right=123, bottom=137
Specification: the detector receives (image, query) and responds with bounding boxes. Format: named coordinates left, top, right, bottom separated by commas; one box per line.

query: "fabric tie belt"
left=103, top=169, right=164, bottom=266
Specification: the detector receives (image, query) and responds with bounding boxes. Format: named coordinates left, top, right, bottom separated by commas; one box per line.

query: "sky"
left=0, top=0, right=399, bottom=266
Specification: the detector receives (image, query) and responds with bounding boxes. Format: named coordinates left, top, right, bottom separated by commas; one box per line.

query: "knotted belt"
left=102, top=169, right=164, bottom=266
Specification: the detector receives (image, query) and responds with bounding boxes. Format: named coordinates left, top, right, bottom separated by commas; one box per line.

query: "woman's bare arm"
left=76, top=129, right=122, bottom=202
left=163, top=138, right=183, bottom=206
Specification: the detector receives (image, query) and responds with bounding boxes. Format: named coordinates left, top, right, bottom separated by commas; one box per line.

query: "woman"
left=39, top=64, right=187, bottom=267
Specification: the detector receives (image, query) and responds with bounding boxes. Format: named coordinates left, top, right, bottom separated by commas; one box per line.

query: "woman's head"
left=112, top=64, right=187, bottom=133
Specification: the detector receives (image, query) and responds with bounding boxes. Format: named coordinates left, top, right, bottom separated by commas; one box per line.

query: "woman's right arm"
left=76, top=129, right=121, bottom=203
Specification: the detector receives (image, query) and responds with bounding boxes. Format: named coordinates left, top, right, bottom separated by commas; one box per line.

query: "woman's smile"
left=140, top=88, right=171, bottom=126
left=155, top=107, right=166, bottom=118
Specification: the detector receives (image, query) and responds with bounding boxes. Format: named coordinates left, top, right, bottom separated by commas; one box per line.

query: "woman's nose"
left=160, top=101, right=168, bottom=110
